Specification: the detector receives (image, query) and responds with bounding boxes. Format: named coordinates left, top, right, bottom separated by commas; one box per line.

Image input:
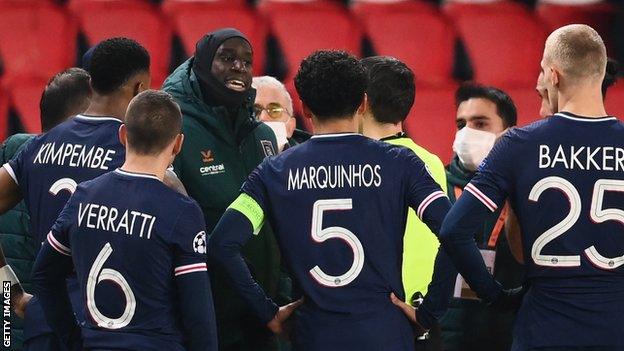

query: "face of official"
left=455, top=98, right=506, bottom=134
left=536, top=70, right=553, bottom=118
left=254, top=84, right=296, bottom=138
left=211, top=38, right=253, bottom=92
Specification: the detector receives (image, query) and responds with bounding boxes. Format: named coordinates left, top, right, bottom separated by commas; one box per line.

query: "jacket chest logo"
left=199, top=149, right=225, bottom=176
left=201, top=150, right=214, bottom=163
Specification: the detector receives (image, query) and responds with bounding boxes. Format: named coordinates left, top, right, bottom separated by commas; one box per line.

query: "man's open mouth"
left=225, top=79, right=247, bottom=91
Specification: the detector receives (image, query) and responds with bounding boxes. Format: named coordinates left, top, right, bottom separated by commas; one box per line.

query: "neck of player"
left=364, top=120, right=403, bottom=140
left=312, top=115, right=360, bottom=135
left=558, top=81, right=607, bottom=117
left=83, top=92, right=131, bottom=121
left=120, top=152, right=169, bottom=181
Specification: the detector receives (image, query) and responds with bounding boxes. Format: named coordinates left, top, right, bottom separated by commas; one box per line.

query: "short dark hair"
left=603, top=58, right=620, bottom=98
left=40, top=68, right=92, bottom=132
left=88, top=37, right=150, bottom=95
left=361, top=56, right=415, bottom=124
left=455, top=84, right=517, bottom=127
left=125, top=90, right=181, bottom=155
left=294, top=50, right=367, bottom=120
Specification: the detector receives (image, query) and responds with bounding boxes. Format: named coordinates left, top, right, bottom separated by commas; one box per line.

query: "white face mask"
left=452, top=127, right=497, bottom=171
left=264, top=121, right=289, bottom=152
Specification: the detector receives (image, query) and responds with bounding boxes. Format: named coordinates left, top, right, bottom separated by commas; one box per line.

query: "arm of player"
left=173, top=201, right=217, bottom=351
left=31, top=241, right=81, bottom=348
left=0, top=243, right=31, bottom=319
left=0, top=167, right=22, bottom=214
left=438, top=193, right=502, bottom=301
left=208, top=195, right=279, bottom=324
left=505, top=205, right=524, bottom=264
left=437, top=132, right=522, bottom=305
left=396, top=149, right=457, bottom=329
left=175, top=273, right=218, bottom=351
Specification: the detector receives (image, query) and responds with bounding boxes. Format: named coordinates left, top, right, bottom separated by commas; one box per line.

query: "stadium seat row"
left=0, top=0, right=622, bottom=161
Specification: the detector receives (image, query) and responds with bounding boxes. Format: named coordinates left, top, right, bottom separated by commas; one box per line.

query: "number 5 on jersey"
left=310, top=199, right=365, bottom=287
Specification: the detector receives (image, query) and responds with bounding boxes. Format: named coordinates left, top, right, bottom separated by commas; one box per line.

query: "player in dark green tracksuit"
left=163, top=28, right=287, bottom=351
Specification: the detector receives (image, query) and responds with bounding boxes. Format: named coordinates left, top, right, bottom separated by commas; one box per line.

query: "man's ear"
left=549, top=67, right=560, bottom=87
left=286, top=117, right=296, bottom=137
left=173, top=134, right=184, bottom=157
left=301, top=103, right=313, bottom=120
left=357, top=93, right=368, bottom=116
left=133, top=81, right=144, bottom=97
left=118, top=124, right=127, bottom=147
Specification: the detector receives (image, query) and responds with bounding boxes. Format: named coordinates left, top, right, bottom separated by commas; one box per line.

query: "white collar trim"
left=75, top=114, right=121, bottom=123
left=555, top=113, right=616, bottom=122
left=115, top=169, right=160, bottom=181
left=311, top=133, right=361, bottom=139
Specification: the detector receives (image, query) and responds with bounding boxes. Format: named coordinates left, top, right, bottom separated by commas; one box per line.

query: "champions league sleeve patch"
left=193, top=231, right=207, bottom=254
left=261, top=140, right=276, bottom=157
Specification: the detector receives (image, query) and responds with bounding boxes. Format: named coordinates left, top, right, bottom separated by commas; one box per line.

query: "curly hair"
left=294, top=50, right=366, bottom=120
left=88, top=37, right=150, bottom=94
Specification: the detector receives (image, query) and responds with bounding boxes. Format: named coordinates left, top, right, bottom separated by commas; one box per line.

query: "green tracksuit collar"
left=446, top=155, right=474, bottom=188
left=177, top=58, right=260, bottom=146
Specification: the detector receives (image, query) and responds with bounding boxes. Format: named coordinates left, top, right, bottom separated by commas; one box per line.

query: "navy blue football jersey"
left=3, top=114, right=125, bottom=340
left=240, top=133, right=447, bottom=350
left=4, top=115, right=125, bottom=245
left=468, top=112, right=624, bottom=348
left=47, top=169, right=209, bottom=350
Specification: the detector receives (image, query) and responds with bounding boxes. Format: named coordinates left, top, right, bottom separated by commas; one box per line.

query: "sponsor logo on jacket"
left=199, top=149, right=225, bottom=175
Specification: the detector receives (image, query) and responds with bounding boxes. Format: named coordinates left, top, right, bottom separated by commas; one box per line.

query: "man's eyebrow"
left=468, top=115, right=489, bottom=121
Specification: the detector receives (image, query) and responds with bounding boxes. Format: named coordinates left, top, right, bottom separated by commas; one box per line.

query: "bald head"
left=544, top=24, right=607, bottom=82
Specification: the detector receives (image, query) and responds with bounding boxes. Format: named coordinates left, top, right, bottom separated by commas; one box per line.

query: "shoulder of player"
left=169, top=195, right=204, bottom=229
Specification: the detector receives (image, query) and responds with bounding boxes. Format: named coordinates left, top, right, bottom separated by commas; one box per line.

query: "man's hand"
left=10, top=285, right=31, bottom=319
left=487, top=286, right=525, bottom=312
left=390, top=293, right=428, bottom=337
left=14, top=292, right=31, bottom=319
left=267, top=298, right=304, bottom=335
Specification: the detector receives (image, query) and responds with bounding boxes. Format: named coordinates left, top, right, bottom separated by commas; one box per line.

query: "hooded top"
left=192, top=28, right=253, bottom=108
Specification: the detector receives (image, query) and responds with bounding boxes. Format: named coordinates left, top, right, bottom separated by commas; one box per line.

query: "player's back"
left=474, top=112, right=624, bottom=348
left=5, top=114, right=124, bottom=244
left=57, top=169, right=206, bottom=350
left=246, top=133, right=445, bottom=350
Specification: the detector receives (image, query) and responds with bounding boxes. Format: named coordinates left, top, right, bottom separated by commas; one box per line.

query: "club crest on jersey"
left=201, top=150, right=214, bottom=163
left=261, top=140, right=276, bottom=157
left=193, top=231, right=207, bottom=254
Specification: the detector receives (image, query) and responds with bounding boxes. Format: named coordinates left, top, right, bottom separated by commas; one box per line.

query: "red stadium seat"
left=0, top=1, right=76, bottom=82
left=605, top=83, right=624, bottom=119
left=0, top=82, right=9, bottom=141
left=160, top=0, right=248, bottom=7
left=444, top=1, right=547, bottom=87
left=352, top=1, right=456, bottom=87
left=259, top=1, right=362, bottom=81
left=8, top=77, right=48, bottom=134
left=70, top=0, right=172, bottom=87
left=404, top=85, right=458, bottom=163
left=536, top=2, right=616, bottom=51
left=505, top=87, right=542, bottom=127
left=258, top=1, right=362, bottom=119
left=162, top=1, right=267, bottom=75
left=444, top=0, right=529, bottom=18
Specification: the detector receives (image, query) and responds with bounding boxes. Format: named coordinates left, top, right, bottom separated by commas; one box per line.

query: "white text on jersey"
left=33, top=142, right=116, bottom=170
left=539, top=145, right=624, bottom=171
left=288, top=164, right=382, bottom=190
left=78, top=203, right=156, bottom=239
